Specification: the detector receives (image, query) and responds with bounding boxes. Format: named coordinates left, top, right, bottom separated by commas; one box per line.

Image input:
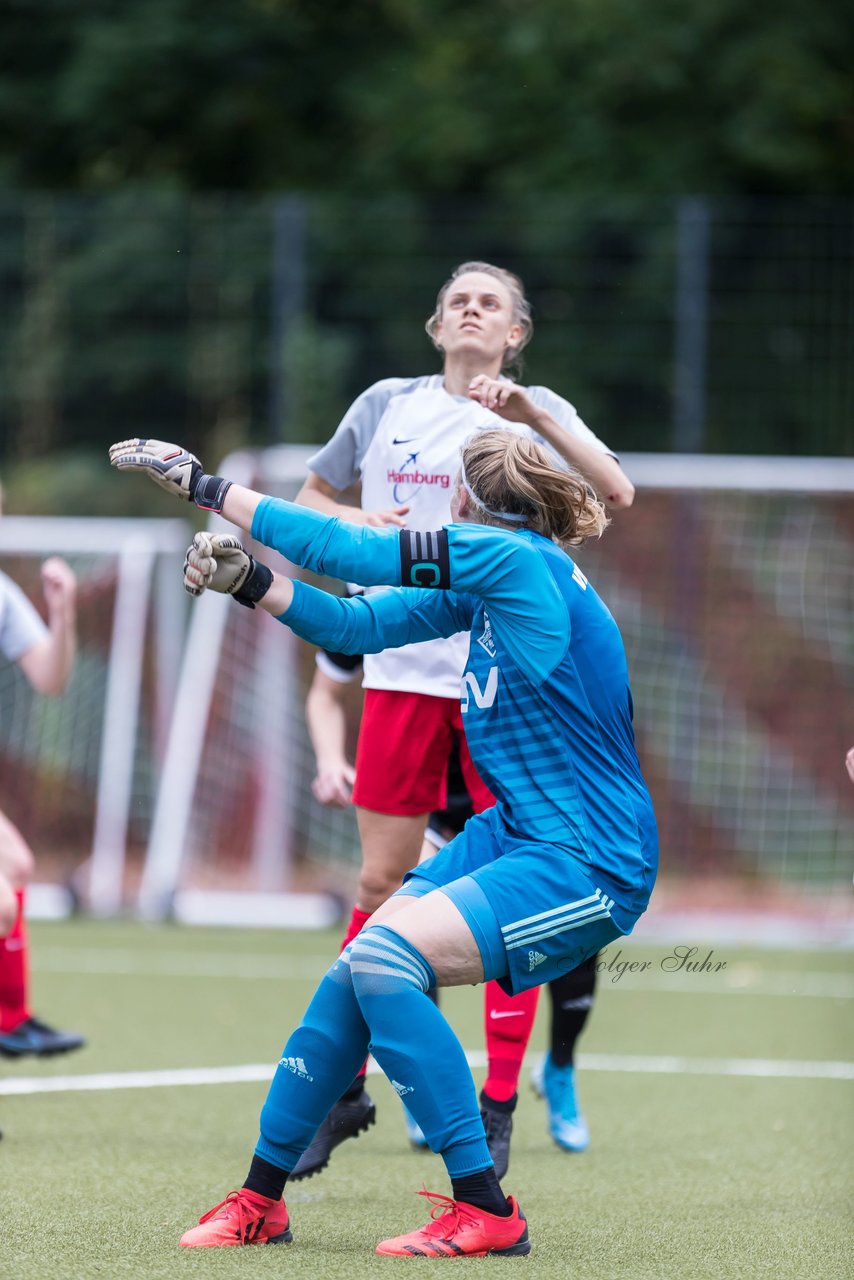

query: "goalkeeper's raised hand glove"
left=183, top=532, right=273, bottom=609
left=108, top=438, right=232, bottom=512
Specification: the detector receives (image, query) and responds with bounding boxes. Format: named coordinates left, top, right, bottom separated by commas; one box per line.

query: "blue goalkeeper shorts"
left=398, top=804, right=642, bottom=996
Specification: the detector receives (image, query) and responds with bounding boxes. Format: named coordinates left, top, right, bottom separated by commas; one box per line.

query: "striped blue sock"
left=350, top=925, right=493, bottom=1178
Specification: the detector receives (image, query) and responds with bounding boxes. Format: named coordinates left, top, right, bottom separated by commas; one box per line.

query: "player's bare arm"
left=533, top=408, right=634, bottom=509
left=0, top=868, right=16, bottom=936
left=466, top=376, right=634, bottom=510
left=17, top=556, right=78, bottom=696
left=305, top=669, right=358, bottom=808
left=297, top=471, right=410, bottom=528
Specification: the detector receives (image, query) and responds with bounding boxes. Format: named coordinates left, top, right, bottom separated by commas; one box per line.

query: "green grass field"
left=1, top=920, right=851, bottom=1279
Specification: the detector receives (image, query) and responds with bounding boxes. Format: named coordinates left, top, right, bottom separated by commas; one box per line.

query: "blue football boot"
left=530, top=1053, right=589, bottom=1153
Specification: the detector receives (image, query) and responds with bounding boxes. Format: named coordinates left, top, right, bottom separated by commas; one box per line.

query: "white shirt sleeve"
left=306, top=377, right=415, bottom=492
left=0, top=571, right=48, bottom=662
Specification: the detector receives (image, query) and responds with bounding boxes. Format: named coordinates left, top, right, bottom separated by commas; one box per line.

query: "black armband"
left=399, top=529, right=451, bottom=589
left=232, top=557, right=273, bottom=609
left=193, top=473, right=233, bottom=513
left=320, top=647, right=363, bottom=674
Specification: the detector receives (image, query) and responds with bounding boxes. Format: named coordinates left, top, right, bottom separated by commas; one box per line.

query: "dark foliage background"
left=1, top=1, right=852, bottom=503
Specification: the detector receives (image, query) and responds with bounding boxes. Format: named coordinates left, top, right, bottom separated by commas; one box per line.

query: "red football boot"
left=375, top=1190, right=531, bottom=1257
left=179, top=1189, right=292, bottom=1248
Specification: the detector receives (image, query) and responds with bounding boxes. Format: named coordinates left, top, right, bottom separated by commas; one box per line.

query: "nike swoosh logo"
left=392, top=436, right=419, bottom=445
left=488, top=1010, right=525, bottom=1020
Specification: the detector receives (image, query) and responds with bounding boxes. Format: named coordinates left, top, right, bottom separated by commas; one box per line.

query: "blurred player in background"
left=290, top=261, right=631, bottom=1173
left=109, top=426, right=657, bottom=1256
left=0, top=483, right=85, bottom=1057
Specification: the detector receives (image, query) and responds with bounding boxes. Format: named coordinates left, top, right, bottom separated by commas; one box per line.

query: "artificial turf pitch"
left=1, top=920, right=851, bottom=1279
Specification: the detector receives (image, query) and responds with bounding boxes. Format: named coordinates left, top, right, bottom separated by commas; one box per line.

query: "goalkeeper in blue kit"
left=110, top=428, right=658, bottom=1259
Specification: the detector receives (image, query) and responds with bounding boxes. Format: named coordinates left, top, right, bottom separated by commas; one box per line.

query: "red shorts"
left=352, top=689, right=495, bottom=817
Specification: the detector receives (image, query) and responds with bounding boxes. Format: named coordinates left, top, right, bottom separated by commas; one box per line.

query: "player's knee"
left=349, top=926, right=434, bottom=1000
left=356, top=867, right=402, bottom=913
left=0, top=839, right=33, bottom=887
left=0, top=875, right=17, bottom=936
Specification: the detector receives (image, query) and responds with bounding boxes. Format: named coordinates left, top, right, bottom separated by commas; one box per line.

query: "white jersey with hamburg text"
left=307, top=373, right=615, bottom=698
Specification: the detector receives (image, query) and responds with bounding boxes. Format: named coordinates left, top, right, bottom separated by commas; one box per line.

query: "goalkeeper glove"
left=108, top=438, right=232, bottom=512
left=183, top=532, right=273, bottom=609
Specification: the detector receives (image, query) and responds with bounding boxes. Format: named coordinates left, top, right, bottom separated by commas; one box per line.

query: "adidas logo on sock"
left=279, top=1055, right=314, bottom=1081
left=528, top=950, right=547, bottom=971
left=390, top=1079, right=414, bottom=1097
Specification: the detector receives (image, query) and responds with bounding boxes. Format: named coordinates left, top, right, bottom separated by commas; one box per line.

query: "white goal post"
left=611, top=453, right=854, bottom=492
left=138, top=449, right=340, bottom=927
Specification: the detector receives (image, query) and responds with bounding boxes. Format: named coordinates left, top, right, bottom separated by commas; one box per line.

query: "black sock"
left=479, top=1088, right=518, bottom=1114
left=243, top=1154, right=289, bottom=1201
left=548, top=955, right=597, bottom=1068
left=451, top=1168, right=512, bottom=1217
left=341, top=1076, right=367, bottom=1102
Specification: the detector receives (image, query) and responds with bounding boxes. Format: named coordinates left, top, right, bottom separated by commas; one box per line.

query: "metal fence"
left=0, top=194, right=851, bottom=465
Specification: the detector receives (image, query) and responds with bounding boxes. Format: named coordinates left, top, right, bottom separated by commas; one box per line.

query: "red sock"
left=340, top=906, right=372, bottom=952
left=482, top=981, right=540, bottom=1102
left=0, top=890, right=31, bottom=1032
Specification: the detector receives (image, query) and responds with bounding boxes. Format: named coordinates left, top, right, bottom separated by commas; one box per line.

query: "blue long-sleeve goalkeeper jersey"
left=253, top=498, right=658, bottom=912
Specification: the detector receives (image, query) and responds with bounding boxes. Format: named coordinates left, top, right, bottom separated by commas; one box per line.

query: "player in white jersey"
left=0, top=483, right=85, bottom=1058
left=290, top=262, right=633, bottom=1175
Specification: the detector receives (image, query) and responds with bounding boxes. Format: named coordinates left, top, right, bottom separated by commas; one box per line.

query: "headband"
left=459, top=456, right=529, bottom=524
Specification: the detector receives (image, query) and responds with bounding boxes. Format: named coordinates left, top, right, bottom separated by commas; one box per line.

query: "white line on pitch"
left=1, top=1052, right=852, bottom=1097
left=576, top=1054, right=854, bottom=1079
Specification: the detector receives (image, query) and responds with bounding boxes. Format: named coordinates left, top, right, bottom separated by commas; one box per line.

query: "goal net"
left=572, top=455, right=854, bottom=893
left=0, top=516, right=191, bottom=915
left=137, top=448, right=854, bottom=921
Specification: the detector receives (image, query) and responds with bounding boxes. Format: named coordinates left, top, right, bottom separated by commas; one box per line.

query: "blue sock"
left=350, top=925, right=492, bottom=1178
left=255, top=947, right=370, bottom=1170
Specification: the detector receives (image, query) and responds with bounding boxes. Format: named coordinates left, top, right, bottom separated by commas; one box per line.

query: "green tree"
left=0, top=0, right=851, bottom=194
